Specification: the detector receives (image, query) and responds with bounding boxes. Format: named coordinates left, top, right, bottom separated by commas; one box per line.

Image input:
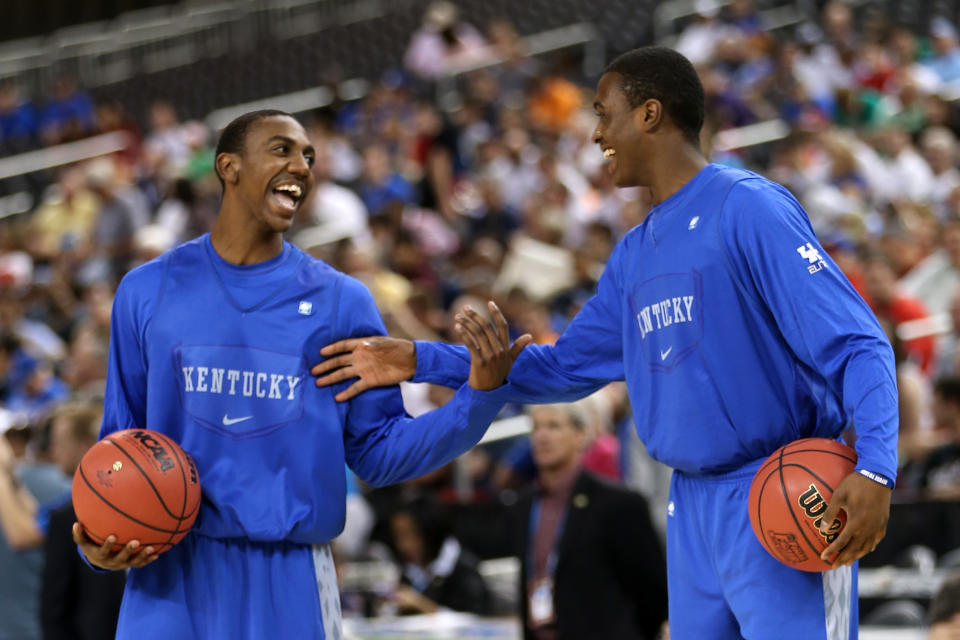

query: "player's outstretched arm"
left=313, top=302, right=531, bottom=400
left=72, top=522, right=158, bottom=570
left=817, top=472, right=891, bottom=569
left=343, top=301, right=531, bottom=487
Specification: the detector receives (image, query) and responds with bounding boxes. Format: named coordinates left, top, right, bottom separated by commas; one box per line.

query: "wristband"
left=857, top=468, right=894, bottom=488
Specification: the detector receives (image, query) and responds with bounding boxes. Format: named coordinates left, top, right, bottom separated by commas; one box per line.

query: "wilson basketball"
left=72, top=429, right=201, bottom=555
left=748, top=438, right=857, bottom=572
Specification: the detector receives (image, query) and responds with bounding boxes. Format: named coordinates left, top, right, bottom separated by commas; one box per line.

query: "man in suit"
left=517, top=401, right=667, bottom=640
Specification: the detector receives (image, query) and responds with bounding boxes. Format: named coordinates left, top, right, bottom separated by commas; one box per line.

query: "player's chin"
left=264, top=205, right=298, bottom=231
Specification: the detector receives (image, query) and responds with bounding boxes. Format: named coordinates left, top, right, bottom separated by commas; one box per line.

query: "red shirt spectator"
left=864, top=254, right=936, bottom=374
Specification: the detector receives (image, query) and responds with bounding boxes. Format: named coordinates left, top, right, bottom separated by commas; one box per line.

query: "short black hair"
left=391, top=494, right=452, bottom=562
left=603, top=46, right=705, bottom=146
left=214, top=109, right=294, bottom=189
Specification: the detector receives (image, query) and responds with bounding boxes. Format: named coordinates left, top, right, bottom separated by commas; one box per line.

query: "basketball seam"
left=755, top=466, right=781, bottom=561
left=779, top=448, right=857, bottom=463
left=77, top=463, right=187, bottom=535
left=159, top=432, right=190, bottom=550
left=779, top=464, right=840, bottom=495
left=108, top=437, right=183, bottom=521
left=776, top=446, right=825, bottom=562
left=156, top=431, right=189, bottom=521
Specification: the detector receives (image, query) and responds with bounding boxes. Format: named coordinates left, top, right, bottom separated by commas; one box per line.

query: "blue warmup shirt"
left=416, top=164, right=898, bottom=481
left=102, top=234, right=505, bottom=544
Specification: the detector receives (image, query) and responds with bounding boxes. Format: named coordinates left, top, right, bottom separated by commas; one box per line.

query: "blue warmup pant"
left=115, top=533, right=342, bottom=640
left=667, top=458, right=857, bottom=639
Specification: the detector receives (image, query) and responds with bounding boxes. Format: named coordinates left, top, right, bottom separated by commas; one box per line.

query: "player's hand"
left=72, top=522, right=159, bottom=570
left=818, top=472, right=891, bottom=569
left=311, top=337, right=417, bottom=402
left=454, top=301, right=532, bottom=390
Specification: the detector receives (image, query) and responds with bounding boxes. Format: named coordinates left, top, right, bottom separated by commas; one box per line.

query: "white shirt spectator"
left=293, top=181, right=370, bottom=251
left=900, top=249, right=960, bottom=316
left=404, top=2, right=488, bottom=80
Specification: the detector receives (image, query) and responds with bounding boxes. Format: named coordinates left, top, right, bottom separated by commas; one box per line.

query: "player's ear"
left=215, top=152, right=240, bottom=187
left=634, top=98, right=663, bottom=133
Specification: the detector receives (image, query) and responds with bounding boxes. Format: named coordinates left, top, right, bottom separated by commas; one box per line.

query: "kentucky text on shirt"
left=636, top=296, right=695, bottom=339
left=181, top=366, right=301, bottom=400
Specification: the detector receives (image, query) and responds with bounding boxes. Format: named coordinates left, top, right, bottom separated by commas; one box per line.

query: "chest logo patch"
left=629, top=270, right=703, bottom=372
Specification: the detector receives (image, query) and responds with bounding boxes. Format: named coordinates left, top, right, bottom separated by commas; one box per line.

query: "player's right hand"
left=72, top=522, right=159, bottom=570
left=312, top=337, right=417, bottom=402
left=455, top=301, right=532, bottom=390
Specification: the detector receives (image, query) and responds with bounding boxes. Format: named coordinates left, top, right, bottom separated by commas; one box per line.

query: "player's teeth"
left=603, top=149, right=616, bottom=159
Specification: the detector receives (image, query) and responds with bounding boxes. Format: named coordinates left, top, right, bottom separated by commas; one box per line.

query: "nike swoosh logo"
left=660, top=347, right=672, bottom=360
left=222, top=414, right=253, bottom=426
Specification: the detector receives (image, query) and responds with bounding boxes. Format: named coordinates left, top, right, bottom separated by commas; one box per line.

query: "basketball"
left=748, top=438, right=857, bottom=572
left=72, top=429, right=202, bottom=555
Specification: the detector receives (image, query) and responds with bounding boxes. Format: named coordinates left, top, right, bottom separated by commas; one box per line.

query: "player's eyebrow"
left=266, top=135, right=314, bottom=156
left=266, top=135, right=295, bottom=146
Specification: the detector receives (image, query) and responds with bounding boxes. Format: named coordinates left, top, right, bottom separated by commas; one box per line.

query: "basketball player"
left=71, top=110, right=530, bottom=640
left=313, top=48, right=898, bottom=638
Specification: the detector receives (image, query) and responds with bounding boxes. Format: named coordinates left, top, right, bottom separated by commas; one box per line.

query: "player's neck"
left=646, top=141, right=708, bottom=206
left=211, top=203, right=284, bottom=265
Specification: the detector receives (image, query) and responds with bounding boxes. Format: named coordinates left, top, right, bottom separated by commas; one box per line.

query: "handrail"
left=205, top=86, right=336, bottom=131
left=712, top=119, right=790, bottom=152
left=0, top=132, right=130, bottom=181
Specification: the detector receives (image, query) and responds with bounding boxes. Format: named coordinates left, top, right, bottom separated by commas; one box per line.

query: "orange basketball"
left=72, top=429, right=201, bottom=555
left=748, top=438, right=857, bottom=572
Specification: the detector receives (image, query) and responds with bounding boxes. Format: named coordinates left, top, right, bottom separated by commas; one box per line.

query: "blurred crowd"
left=3, top=0, right=960, bottom=636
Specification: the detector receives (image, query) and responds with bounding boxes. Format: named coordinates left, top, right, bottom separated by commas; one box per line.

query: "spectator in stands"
left=675, top=0, right=727, bottom=66
left=403, top=1, right=488, bottom=81
left=863, top=251, right=936, bottom=374
left=85, top=158, right=150, bottom=274
left=41, top=403, right=126, bottom=640
left=0, top=83, right=38, bottom=152
left=388, top=494, right=492, bottom=615
left=357, top=144, right=416, bottom=216
left=143, top=101, right=193, bottom=179
left=937, top=292, right=960, bottom=378
left=901, top=377, right=960, bottom=496
left=922, top=127, right=960, bottom=217
left=5, top=360, right=69, bottom=422
left=925, top=18, right=960, bottom=89
left=928, top=572, right=960, bottom=640
left=30, top=166, right=100, bottom=259
left=39, top=76, right=95, bottom=146
left=900, top=218, right=960, bottom=317
left=515, top=401, right=667, bottom=640
left=0, top=419, right=72, bottom=640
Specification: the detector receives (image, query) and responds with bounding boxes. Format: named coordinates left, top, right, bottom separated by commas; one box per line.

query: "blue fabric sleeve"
left=100, top=264, right=159, bottom=438
left=720, top=179, right=898, bottom=482
left=413, top=241, right=627, bottom=402
left=337, top=277, right=508, bottom=487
